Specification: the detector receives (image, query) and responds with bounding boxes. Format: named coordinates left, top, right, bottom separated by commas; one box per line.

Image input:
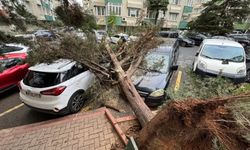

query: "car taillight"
left=17, top=81, right=22, bottom=90
left=40, top=86, right=66, bottom=96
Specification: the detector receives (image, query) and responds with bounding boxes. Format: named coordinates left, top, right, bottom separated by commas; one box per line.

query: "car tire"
left=181, top=42, right=186, bottom=47
left=67, top=90, right=86, bottom=114
left=246, top=70, right=250, bottom=83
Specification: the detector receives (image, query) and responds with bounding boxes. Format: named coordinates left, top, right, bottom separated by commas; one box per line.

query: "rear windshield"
left=23, top=71, right=62, bottom=88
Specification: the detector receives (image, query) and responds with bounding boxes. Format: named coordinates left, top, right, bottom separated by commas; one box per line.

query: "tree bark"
left=105, top=44, right=154, bottom=127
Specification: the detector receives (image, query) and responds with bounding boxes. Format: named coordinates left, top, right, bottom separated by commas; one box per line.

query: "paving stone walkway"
left=0, top=108, right=120, bottom=150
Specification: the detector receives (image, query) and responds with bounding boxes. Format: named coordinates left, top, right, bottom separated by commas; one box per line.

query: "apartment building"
left=21, top=0, right=61, bottom=21
left=90, top=0, right=202, bottom=30
left=92, top=0, right=145, bottom=30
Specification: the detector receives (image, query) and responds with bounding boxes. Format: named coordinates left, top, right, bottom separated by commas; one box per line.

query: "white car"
left=193, top=39, right=246, bottom=83
left=0, top=44, right=30, bottom=54
left=94, top=30, right=108, bottom=42
left=110, top=33, right=130, bottom=44
left=19, top=59, right=95, bottom=114
left=15, top=34, right=36, bottom=42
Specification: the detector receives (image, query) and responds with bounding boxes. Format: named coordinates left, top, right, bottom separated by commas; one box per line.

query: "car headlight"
left=198, top=61, right=207, bottom=71
left=237, top=67, right=246, bottom=75
left=149, top=89, right=165, bottom=97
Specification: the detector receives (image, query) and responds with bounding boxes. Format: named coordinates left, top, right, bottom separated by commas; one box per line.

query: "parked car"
left=15, top=34, right=36, bottom=42
left=0, top=44, right=30, bottom=54
left=185, top=32, right=207, bottom=46
left=178, top=35, right=195, bottom=47
left=193, top=39, right=246, bottom=83
left=94, top=30, right=108, bottom=42
left=0, top=53, right=29, bottom=93
left=131, top=39, right=179, bottom=107
left=228, top=34, right=250, bottom=49
left=158, top=31, right=179, bottom=38
left=110, top=33, right=130, bottom=44
left=19, top=59, right=95, bottom=114
left=211, top=36, right=234, bottom=41
left=34, top=30, right=56, bottom=40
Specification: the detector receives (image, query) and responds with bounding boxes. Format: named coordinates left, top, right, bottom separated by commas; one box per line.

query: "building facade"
left=92, top=0, right=145, bottom=29
left=21, top=0, right=61, bottom=21
left=90, top=0, right=204, bottom=30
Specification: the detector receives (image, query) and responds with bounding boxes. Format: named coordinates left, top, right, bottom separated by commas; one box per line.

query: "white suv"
left=193, top=39, right=246, bottom=83
left=19, top=59, right=95, bottom=114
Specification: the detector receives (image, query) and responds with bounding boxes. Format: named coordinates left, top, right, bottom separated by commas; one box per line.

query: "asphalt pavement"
left=0, top=46, right=199, bottom=130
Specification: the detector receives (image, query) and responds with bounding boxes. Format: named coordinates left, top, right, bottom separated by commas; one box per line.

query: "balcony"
left=41, top=2, right=50, bottom=8
left=179, top=20, right=188, bottom=29
left=183, top=6, right=193, bottom=13
left=44, top=15, right=54, bottom=21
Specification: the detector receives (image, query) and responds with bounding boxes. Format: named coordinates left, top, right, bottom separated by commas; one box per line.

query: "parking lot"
left=0, top=45, right=198, bottom=130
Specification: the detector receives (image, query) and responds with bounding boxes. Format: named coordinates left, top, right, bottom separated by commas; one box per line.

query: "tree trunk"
left=105, top=44, right=154, bottom=127
left=155, top=10, right=159, bottom=25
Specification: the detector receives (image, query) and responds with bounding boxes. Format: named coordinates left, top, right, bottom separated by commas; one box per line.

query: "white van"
left=193, top=39, right=246, bottom=83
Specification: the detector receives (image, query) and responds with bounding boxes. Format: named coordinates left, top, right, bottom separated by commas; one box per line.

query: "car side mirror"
left=172, top=65, right=178, bottom=70
left=246, top=57, right=250, bottom=63
left=195, top=52, right=199, bottom=56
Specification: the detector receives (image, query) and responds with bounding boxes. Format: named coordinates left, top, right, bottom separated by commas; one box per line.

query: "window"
left=170, top=0, right=180, bottom=5
left=169, top=13, right=178, bottom=21
left=107, top=3, right=121, bottom=16
left=95, top=6, right=105, bottom=16
left=186, top=0, right=192, bottom=6
left=128, top=8, right=139, bottom=17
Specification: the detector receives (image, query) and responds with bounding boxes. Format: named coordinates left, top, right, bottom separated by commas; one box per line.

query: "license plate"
left=25, top=90, right=41, bottom=98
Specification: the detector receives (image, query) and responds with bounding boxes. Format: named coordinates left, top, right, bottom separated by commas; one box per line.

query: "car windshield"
left=140, top=53, right=169, bottom=73
left=201, top=45, right=245, bottom=62
left=23, top=71, right=62, bottom=88
left=0, top=58, right=22, bottom=72
left=0, top=45, right=23, bottom=53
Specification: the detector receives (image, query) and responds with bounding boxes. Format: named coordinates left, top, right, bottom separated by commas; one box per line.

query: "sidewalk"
left=0, top=108, right=122, bottom=150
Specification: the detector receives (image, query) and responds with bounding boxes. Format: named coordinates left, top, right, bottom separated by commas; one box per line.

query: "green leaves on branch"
left=55, top=2, right=97, bottom=31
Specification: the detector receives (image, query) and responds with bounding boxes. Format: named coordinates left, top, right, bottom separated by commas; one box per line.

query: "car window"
left=159, top=32, right=169, bottom=38
left=201, top=45, right=245, bottom=62
left=23, top=71, right=61, bottom=88
left=62, top=64, right=87, bottom=81
left=114, top=35, right=120, bottom=38
left=0, top=46, right=23, bottom=53
left=0, top=58, right=22, bottom=72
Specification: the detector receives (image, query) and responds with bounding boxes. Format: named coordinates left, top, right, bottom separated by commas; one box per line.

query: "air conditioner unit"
left=122, top=18, right=126, bottom=21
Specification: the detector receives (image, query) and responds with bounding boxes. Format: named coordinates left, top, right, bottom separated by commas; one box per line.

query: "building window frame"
left=95, top=6, right=105, bottom=16
left=169, top=13, right=178, bottom=21
left=107, top=2, right=121, bottom=16
left=128, top=8, right=139, bottom=17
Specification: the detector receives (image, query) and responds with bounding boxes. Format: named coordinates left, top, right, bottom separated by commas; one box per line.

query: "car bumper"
left=23, top=103, right=68, bottom=115
left=195, top=68, right=245, bottom=83
left=20, top=92, right=68, bottom=114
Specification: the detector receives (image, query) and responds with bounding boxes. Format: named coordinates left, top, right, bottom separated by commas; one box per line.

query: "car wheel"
left=181, top=42, right=186, bottom=47
left=246, top=70, right=250, bottom=82
left=68, top=90, right=86, bottom=113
